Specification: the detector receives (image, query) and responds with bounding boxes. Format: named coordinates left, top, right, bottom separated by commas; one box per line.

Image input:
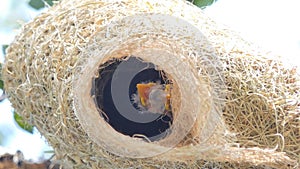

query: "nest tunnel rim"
left=72, top=13, right=220, bottom=159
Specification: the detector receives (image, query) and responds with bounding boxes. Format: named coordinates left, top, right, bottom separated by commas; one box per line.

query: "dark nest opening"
left=92, top=56, right=173, bottom=142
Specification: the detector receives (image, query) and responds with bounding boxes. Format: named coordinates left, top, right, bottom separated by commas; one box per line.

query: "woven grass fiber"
left=2, top=0, right=300, bottom=168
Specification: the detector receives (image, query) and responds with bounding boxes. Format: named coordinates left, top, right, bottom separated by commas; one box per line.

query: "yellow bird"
left=132, top=82, right=171, bottom=114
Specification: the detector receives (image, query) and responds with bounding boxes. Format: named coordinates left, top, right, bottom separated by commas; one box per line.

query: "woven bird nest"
left=2, top=0, right=300, bottom=168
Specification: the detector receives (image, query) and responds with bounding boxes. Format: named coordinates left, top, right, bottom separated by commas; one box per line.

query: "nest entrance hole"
left=92, top=56, right=174, bottom=142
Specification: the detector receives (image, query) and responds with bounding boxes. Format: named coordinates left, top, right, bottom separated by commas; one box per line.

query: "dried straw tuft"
left=2, top=0, right=299, bottom=168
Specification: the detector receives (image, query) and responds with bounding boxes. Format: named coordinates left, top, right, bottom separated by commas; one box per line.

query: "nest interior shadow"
left=92, top=56, right=173, bottom=142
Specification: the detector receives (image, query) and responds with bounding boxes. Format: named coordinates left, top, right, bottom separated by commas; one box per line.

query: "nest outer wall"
left=2, top=0, right=300, bottom=168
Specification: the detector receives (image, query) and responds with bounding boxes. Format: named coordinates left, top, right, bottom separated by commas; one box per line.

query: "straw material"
left=2, top=0, right=299, bottom=168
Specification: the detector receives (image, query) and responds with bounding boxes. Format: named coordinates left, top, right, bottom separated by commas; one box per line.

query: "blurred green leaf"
left=0, top=80, right=3, bottom=90
left=188, top=0, right=217, bottom=8
left=14, top=112, right=34, bottom=134
left=29, top=0, right=57, bottom=9
left=0, top=131, right=3, bottom=145
left=0, top=81, right=3, bottom=90
left=0, top=63, right=3, bottom=90
left=2, top=45, right=8, bottom=55
left=44, top=150, right=55, bottom=154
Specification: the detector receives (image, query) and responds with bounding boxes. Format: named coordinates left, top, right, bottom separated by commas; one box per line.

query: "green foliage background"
left=14, top=112, right=34, bottom=133
left=28, top=0, right=57, bottom=9
left=28, top=0, right=217, bottom=9
left=0, top=64, right=3, bottom=90
left=0, top=132, right=3, bottom=145
left=187, top=0, right=217, bottom=8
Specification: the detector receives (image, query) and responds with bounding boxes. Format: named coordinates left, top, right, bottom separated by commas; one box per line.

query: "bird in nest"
left=131, top=82, right=171, bottom=115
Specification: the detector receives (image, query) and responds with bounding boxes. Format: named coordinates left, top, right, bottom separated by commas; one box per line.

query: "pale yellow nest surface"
left=2, top=0, right=299, bottom=168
